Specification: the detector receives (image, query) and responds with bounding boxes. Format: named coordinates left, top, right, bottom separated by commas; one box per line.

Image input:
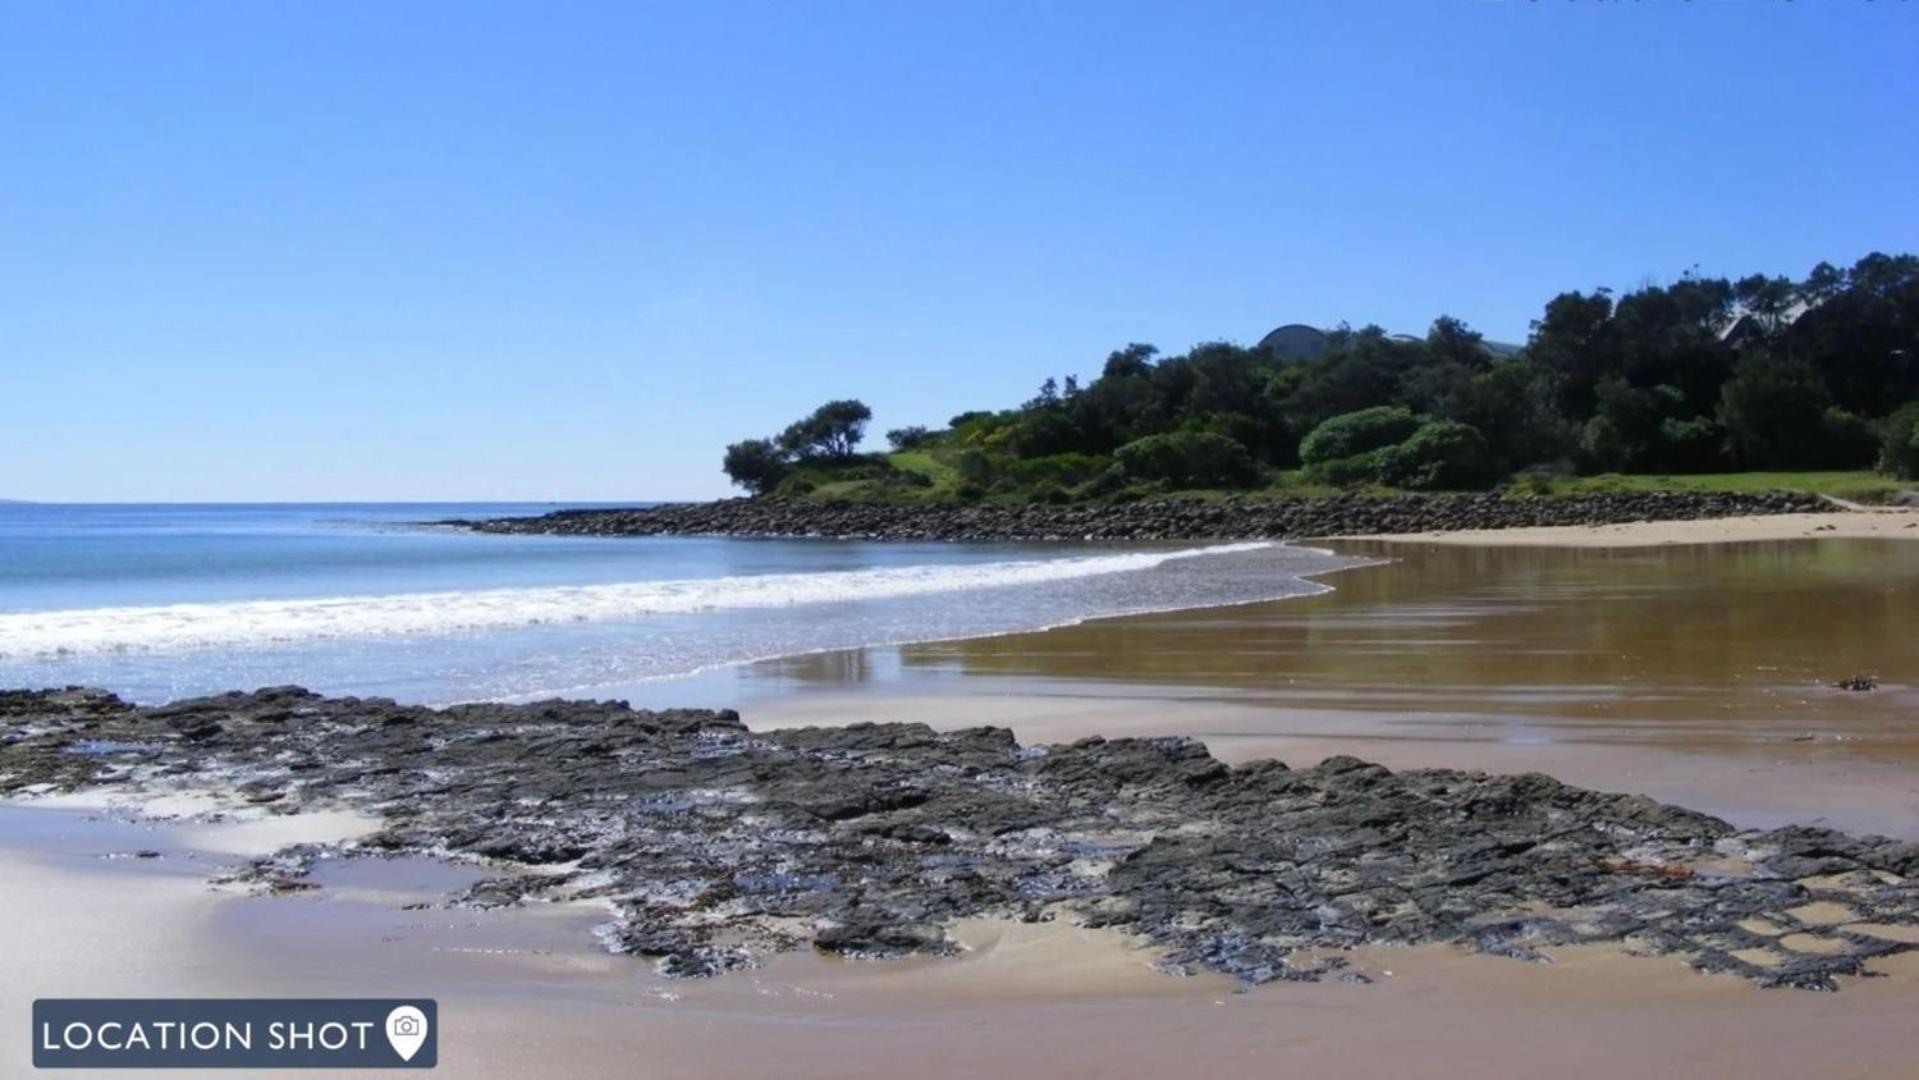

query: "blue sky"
left=3, top=1, right=1914, bottom=501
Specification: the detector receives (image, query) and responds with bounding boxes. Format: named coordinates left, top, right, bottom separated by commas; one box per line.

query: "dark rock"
left=3, top=686, right=1913, bottom=991
left=441, top=491, right=1835, bottom=544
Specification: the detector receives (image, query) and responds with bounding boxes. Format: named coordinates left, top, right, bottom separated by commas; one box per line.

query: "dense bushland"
left=725, top=254, right=1919, bottom=500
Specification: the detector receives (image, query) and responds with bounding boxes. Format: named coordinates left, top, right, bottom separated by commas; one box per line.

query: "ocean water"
left=0, top=503, right=1368, bottom=705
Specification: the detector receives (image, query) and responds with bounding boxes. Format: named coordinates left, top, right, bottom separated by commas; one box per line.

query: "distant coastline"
left=447, top=490, right=1830, bottom=543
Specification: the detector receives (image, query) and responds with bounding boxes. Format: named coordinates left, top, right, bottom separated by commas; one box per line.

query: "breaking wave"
left=0, top=542, right=1276, bottom=658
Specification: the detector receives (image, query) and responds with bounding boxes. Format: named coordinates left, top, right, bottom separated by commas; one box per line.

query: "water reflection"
left=730, top=539, right=1919, bottom=762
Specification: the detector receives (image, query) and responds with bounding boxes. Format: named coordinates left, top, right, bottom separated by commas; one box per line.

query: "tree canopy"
left=777, top=399, right=871, bottom=460
left=723, top=399, right=873, bottom=493
left=720, top=253, right=1919, bottom=496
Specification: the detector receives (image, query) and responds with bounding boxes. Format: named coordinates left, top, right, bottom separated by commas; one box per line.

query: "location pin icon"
left=385, top=1005, right=428, bottom=1063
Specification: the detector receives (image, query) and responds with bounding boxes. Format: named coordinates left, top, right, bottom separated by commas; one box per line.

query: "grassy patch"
left=885, top=450, right=959, bottom=488
left=779, top=458, right=1911, bottom=507
left=1514, top=471, right=1908, bottom=504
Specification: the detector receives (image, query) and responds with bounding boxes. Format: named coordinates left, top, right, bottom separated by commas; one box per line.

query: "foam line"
left=0, top=542, right=1275, bottom=657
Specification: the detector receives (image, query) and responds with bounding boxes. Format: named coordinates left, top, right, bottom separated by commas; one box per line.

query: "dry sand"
left=1344, top=507, right=1919, bottom=548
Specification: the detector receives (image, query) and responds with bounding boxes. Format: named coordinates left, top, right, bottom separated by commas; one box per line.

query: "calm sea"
left=0, top=503, right=1365, bottom=704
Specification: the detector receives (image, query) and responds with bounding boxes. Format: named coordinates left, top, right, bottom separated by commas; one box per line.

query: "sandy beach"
left=7, top=520, right=1919, bottom=1078
left=1345, top=507, right=1919, bottom=548
left=6, top=793, right=1919, bottom=1080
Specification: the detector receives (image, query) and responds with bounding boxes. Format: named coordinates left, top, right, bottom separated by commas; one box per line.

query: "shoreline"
left=1342, top=508, right=1919, bottom=548
left=6, top=532, right=1919, bottom=1076
left=445, top=490, right=1834, bottom=543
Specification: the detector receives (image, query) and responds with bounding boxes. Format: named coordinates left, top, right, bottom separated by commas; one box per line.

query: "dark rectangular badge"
left=32, top=999, right=436, bottom=1069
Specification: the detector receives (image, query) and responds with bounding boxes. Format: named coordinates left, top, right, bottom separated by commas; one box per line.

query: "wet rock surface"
left=447, top=491, right=1830, bottom=542
left=5, top=686, right=1916, bottom=990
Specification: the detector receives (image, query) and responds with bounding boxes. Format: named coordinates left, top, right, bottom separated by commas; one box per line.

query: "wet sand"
left=7, top=804, right=1919, bottom=1080
left=6, top=534, right=1919, bottom=1077
left=706, top=537, right=1919, bottom=837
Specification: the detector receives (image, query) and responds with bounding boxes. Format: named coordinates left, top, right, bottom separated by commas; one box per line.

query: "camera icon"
left=383, top=1004, right=430, bottom=1062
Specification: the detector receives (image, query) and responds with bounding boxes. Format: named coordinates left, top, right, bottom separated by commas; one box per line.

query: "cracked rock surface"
left=4, top=686, right=1916, bottom=990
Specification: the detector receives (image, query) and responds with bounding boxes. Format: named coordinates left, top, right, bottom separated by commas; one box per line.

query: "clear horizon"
left=4, top=1, right=1915, bottom=502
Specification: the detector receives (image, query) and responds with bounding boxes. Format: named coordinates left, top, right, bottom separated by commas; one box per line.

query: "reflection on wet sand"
left=723, top=539, right=1919, bottom=838
left=870, top=540, right=1919, bottom=756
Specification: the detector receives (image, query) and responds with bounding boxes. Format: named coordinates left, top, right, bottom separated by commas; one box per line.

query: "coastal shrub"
left=1299, top=406, right=1421, bottom=466
left=1114, top=435, right=1185, bottom=482
left=810, top=456, right=896, bottom=482
left=1005, top=411, right=1082, bottom=458
left=1001, top=452, right=1109, bottom=486
left=1306, top=447, right=1390, bottom=487
left=953, top=448, right=995, bottom=484
left=1655, top=415, right=1726, bottom=474
left=1717, top=357, right=1831, bottom=469
left=1185, top=411, right=1298, bottom=468
left=1513, top=470, right=1554, bottom=496
left=1819, top=408, right=1879, bottom=469
left=1880, top=403, right=1919, bottom=479
left=721, top=438, right=790, bottom=495
left=1027, top=480, right=1070, bottom=505
left=1377, top=421, right=1499, bottom=490
left=886, top=425, right=934, bottom=450
left=1575, top=414, right=1628, bottom=475
left=1113, top=432, right=1259, bottom=488
left=1071, top=465, right=1128, bottom=500
left=948, top=410, right=1006, bottom=446
left=1574, top=378, right=1668, bottom=474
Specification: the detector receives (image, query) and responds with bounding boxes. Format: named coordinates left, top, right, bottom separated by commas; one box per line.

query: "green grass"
left=1516, top=470, right=1907, bottom=504
left=885, top=450, right=960, bottom=488
left=781, top=456, right=1912, bottom=507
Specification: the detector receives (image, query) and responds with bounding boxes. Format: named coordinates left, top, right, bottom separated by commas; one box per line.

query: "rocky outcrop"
left=5, top=686, right=1915, bottom=989
left=447, top=491, right=1831, bottom=542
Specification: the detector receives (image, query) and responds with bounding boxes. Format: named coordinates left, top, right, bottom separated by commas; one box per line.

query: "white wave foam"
left=0, top=542, right=1274, bottom=658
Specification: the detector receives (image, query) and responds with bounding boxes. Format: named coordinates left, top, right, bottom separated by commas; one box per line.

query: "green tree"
left=886, top=425, right=933, bottom=450
left=778, top=399, right=872, bottom=460
left=1438, top=360, right=1567, bottom=471
left=721, top=438, right=790, bottom=495
left=1717, top=357, right=1831, bottom=469
left=1656, top=415, right=1726, bottom=473
left=1578, top=377, right=1665, bottom=472
left=1780, top=253, right=1919, bottom=415
left=1528, top=288, right=1617, bottom=416
left=1006, top=411, right=1082, bottom=457
left=1878, top=403, right=1919, bottom=479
